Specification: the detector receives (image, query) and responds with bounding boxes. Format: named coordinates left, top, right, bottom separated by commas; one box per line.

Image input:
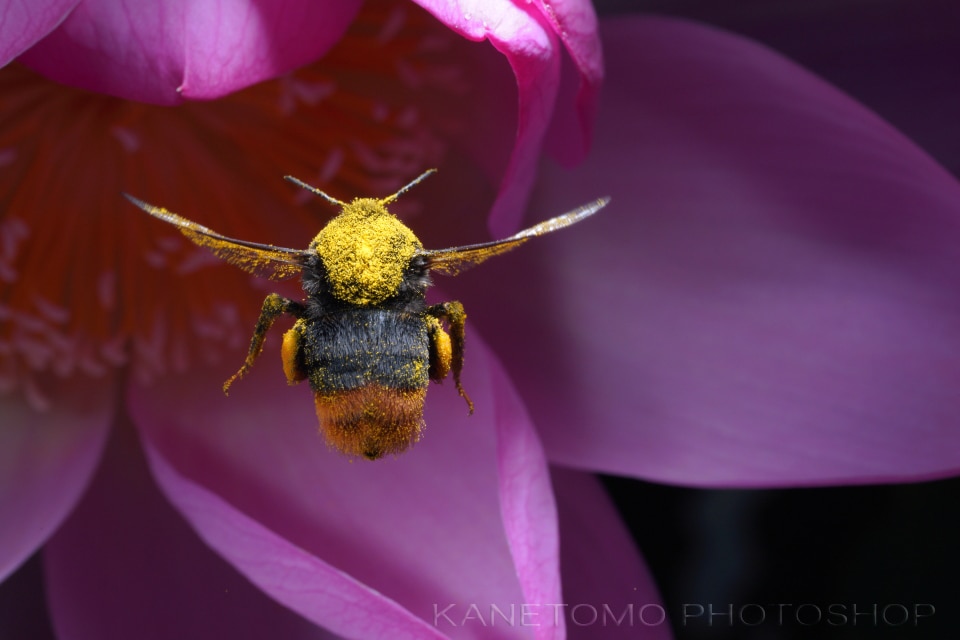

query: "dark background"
left=603, top=477, right=958, bottom=639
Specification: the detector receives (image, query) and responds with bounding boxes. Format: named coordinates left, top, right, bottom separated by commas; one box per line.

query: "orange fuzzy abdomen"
left=314, top=385, right=427, bottom=459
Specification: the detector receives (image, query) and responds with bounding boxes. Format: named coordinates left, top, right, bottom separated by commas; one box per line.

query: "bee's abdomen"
left=301, top=308, right=430, bottom=393
left=314, top=386, right=426, bottom=459
left=299, top=308, right=430, bottom=459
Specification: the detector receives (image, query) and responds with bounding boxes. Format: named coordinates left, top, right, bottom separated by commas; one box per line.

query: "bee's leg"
left=426, top=301, right=473, bottom=414
left=281, top=318, right=309, bottom=385
left=223, top=293, right=304, bottom=394
left=426, top=316, right=452, bottom=382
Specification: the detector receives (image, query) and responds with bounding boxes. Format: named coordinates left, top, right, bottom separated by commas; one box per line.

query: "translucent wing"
left=124, top=194, right=308, bottom=280
left=421, top=197, right=610, bottom=276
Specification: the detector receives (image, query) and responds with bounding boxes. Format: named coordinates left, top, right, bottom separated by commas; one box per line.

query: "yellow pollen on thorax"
left=314, top=198, right=421, bottom=305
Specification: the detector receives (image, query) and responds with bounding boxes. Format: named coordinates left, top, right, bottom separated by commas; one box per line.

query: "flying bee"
left=126, top=170, right=608, bottom=460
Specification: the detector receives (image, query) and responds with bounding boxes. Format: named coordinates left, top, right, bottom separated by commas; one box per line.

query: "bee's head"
left=310, top=198, right=423, bottom=306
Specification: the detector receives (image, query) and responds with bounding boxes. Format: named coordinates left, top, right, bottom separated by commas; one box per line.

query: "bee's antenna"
left=380, top=169, right=437, bottom=204
left=285, top=176, right=347, bottom=207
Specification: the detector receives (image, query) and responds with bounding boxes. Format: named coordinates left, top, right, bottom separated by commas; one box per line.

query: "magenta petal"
left=529, top=0, right=603, bottom=167
left=413, top=0, right=590, bottom=235
left=552, top=469, right=672, bottom=640
left=0, top=1, right=77, bottom=67
left=130, top=329, right=562, bottom=638
left=460, top=17, right=960, bottom=486
left=0, top=377, right=113, bottom=581
left=489, top=352, right=562, bottom=633
left=18, top=0, right=363, bottom=104
left=648, top=2, right=960, bottom=176
left=141, top=441, right=444, bottom=639
left=44, top=421, right=332, bottom=640
left=528, top=0, right=602, bottom=85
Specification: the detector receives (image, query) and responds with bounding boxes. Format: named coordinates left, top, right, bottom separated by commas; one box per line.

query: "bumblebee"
left=126, top=170, right=608, bottom=459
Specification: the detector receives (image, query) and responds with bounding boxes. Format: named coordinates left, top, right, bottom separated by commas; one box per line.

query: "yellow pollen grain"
left=314, top=197, right=421, bottom=306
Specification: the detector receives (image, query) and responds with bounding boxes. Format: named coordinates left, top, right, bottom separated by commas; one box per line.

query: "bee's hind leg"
left=426, top=301, right=472, bottom=414
left=223, top=293, right=304, bottom=394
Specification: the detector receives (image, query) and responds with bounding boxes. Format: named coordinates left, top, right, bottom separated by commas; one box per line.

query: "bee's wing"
left=125, top=194, right=309, bottom=280
left=421, top=197, right=609, bottom=276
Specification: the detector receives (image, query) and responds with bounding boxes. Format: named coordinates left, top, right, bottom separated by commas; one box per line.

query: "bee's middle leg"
left=223, top=293, right=304, bottom=394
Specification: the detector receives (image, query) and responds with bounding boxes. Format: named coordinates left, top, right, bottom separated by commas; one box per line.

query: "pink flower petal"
left=528, top=0, right=603, bottom=167
left=141, top=441, right=445, bottom=639
left=18, top=0, right=363, bottom=104
left=0, top=0, right=77, bottom=67
left=529, top=0, right=602, bottom=84
left=490, top=346, right=563, bottom=637
left=130, top=328, right=562, bottom=638
left=44, top=420, right=333, bottom=640
left=458, top=16, right=960, bottom=486
left=650, top=1, right=960, bottom=175
left=413, top=0, right=600, bottom=236
left=0, top=376, right=113, bottom=581
left=552, top=469, right=672, bottom=639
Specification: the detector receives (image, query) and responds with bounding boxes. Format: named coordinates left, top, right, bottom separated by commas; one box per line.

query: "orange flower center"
left=0, top=0, right=466, bottom=408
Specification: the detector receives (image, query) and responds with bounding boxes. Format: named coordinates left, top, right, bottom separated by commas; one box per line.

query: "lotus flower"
left=2, top=1, right=959, bottom=639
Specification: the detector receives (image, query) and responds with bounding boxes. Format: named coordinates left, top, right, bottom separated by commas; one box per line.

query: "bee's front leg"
left=224, top=293, right=305, bottom=394
left=426, top=301, right=472, bottom=414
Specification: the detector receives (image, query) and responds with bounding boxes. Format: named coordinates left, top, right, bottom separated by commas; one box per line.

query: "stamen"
left=32, top=295, right=69, bottom=324
left=176, top=247, right=228, bottom=275
left=0, top=0, right=463, bottom=404
left=378, top=4, right=407, bottom=44
left=142, top=250, right=168, bottom=269
left=22, top=376, right=51, bottom=412
left=319, top=148, right=345, bottom=184
left=79, top=346, right=108, bottom=376
left=0, top=217, right=28, bottom=282
left=396, top=106, right=418, bottom=128
left=0, top=355, right=14, bottom=393
left=372, top=102, right=389, bottom=123
left=97, top=271, right=117, bottom=311
left=133, top=319, right=168, bottom=382
left=14, top=331, right=54, bottom=370
left=110, top=126, right=141, bottom=153
left=100, top=336, right=127, bottom=367
left=280, top=78, right=336, bottom=113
